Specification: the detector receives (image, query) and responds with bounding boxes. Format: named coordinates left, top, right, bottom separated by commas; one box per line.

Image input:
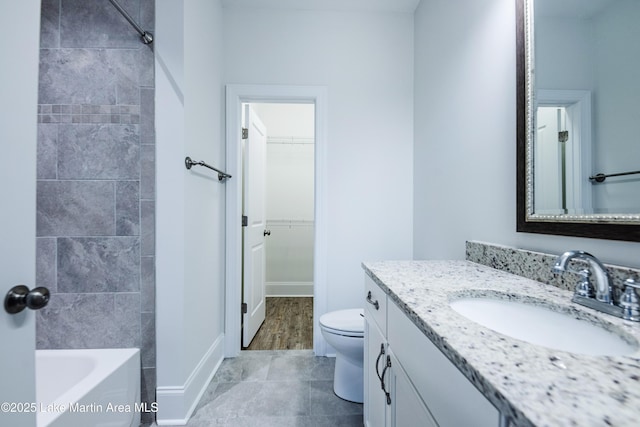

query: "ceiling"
left=221, top=0, right=421, bottom=13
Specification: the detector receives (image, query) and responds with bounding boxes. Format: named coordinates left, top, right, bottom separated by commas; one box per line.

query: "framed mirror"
left=516, top=0, right=640, bottom=241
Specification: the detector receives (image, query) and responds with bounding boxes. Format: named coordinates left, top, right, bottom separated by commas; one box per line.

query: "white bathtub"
left=35, top=348, right=141, bottom=427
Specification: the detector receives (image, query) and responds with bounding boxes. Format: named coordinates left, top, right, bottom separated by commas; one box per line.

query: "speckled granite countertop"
left=362, top=260, right=640, bottom=427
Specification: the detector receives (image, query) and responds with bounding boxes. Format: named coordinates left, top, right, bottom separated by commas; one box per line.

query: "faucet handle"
left=620, top=278, right=640, bottom=322
left=574, top=269, right=594, bottom=298
left=624, top=278, right=640, bottom=290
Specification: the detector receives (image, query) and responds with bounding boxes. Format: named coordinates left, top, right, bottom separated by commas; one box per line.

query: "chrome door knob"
left=4, top=285, right=50, bottom=314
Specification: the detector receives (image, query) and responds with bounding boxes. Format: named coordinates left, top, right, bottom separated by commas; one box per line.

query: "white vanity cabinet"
left=387, top=348, right=438, bottom=427
left=364, top=274, right=501, bottom=427
left=364, top=275, right=389, bottom=427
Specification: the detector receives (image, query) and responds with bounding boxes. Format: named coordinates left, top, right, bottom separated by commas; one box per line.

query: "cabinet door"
left=364, top=313, right=387, bottom=427
left=388, top=350, right=438, bottom=427
left=388, top=301, right=500, bottom=427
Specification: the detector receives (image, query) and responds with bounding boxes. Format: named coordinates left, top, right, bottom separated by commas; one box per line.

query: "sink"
left=450, top=296, right=637, bottom=356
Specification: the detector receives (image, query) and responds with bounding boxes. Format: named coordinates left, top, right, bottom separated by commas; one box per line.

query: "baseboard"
left=155, top=334, right=224, bottom=425
left=266, top=281, right=313, bottom=297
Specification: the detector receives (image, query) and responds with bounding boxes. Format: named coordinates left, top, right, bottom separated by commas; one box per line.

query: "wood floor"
left=245, top=297, right=313, bottom=350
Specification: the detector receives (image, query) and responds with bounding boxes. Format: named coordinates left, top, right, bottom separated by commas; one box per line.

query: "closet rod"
left=107, top=0, right=153, bottom=44
left=185, top=157, right=232, bottom=182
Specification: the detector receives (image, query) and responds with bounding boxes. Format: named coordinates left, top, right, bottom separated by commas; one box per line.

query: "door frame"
left=537, top=89, right=593, bottom=214
left=225, top=84, right=328, bottom=357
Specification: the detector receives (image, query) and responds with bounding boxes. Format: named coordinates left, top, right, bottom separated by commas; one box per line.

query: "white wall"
left=535, top=2, right=640, bottom=214
left=413, top=0, right=640, bottom=269
left=155, top=0, right=225, bottom=423
left=224, top=7, right=415, bottom=309
left=592, top=0, right=640, bottom=212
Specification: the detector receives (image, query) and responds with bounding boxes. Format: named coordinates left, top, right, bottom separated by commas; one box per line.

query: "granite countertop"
left=362, top=260, right=640, bottom=427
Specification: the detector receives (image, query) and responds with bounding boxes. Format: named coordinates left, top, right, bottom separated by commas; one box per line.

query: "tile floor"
left=152, top=350, right=363, bottom=427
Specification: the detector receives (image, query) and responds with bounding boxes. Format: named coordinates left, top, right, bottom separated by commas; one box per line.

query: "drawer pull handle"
left=380, top=355, right=392, bottom=405
left=375, top=343, right=385, bottom=382
left=366, top=291, right=379, bottom=310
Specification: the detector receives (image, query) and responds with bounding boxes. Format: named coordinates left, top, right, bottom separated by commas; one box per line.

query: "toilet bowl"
left=319, top=308, right=364, bottom=403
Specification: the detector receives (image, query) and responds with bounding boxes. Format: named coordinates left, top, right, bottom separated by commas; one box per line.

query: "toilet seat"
left=319, top=308, right=364, bottom=337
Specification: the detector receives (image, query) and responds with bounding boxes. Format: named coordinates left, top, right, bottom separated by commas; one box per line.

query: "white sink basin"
left=450, top=296, right=637, bottom=356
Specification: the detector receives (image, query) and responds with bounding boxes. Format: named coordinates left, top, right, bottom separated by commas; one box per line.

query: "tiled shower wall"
left=35, top=0, right=155, bottom=421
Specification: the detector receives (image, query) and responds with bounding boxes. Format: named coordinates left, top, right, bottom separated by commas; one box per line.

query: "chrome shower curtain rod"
left=107, top=0, right=153, bottom=44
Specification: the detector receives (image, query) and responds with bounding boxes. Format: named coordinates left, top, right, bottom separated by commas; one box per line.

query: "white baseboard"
left=156, top=334, right=224, bottom=425
left=266, top=281, right=314, bottom=297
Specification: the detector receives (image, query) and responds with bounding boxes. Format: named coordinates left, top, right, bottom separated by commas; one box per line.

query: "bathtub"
left=35, top=348, right=141, bottom=427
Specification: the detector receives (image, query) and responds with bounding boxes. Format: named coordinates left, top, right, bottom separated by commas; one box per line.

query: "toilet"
left=319, top=308, right=365, bottom=403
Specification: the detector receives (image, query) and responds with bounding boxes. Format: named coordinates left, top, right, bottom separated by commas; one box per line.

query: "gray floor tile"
left=267, top=353, right=335, bottom=382
left=309, top=380, right=363, bottom=416
left=311, top=414, right=364, bottom=427
left=212, top=355, right=272, bottom=382
left=150, top=351, right=363, bottom=427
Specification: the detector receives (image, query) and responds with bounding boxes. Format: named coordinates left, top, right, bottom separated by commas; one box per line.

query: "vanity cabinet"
left=364, top=275, right=388, bottom=427
left=364, top=275, right=500, bottom=427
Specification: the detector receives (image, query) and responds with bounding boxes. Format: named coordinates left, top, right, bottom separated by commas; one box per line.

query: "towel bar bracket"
left=185, top=156, right=232, bottom=182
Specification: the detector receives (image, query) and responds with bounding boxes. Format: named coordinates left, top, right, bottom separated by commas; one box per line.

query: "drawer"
left=388, top=300, right=499, bottom=427
left=364, top=274, right=387, bottom=335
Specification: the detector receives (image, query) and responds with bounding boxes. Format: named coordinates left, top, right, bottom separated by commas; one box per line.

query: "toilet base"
left=333, top=354, right=363, bottom=403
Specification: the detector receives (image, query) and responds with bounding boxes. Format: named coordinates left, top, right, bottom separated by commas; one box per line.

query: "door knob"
left=264, top=230, right=271, bottom=236
left=4, top=285, right=50, bottom=314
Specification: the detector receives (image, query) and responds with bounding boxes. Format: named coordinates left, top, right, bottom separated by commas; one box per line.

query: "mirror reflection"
left=530, top=0, right=640, bottom=218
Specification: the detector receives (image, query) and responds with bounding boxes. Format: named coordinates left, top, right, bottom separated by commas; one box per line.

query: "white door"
left=242, top=105, right=268, bottom=347
left=0, top=1, right=41, bottom=426
left=535, top=106, right=564, bottom=214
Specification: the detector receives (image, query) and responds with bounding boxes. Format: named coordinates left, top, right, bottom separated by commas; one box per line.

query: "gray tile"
left=116, top=181, right=140, bottom=235
left=223, top=416, right=313, bottom=427
left=141, top=312, right=155, bottom=368
left=140, top=88, right=155, bottom=145
left=40, top=0, right=60, bottom=51
left=37, top=180, right=115, bottom=236
left=36, top=238, right=57, bottom=292
left=140, top=0, right=154, bottom=31
left=139, top=44, right=155, bottom=88
left=242, top=381, right=309, bottom=417
left=60, top=0, right=141, bottom=48
left=141, top=201, right=155, bottom=256
left=58, top=124, right=140, bottom=179
left=309, top=381, right=363, bottom=416
left=140, top=144, right=155, bottom=199
left=37, top=124, right=58, bottom=179
left=191, top=381, right=309, bottom=420
left=39, top=49, right=117, bottom=105
left=212, top=355, right=272, bottom=382
left=310, top=415, right=364, bottom=427
left=57, top=237, right=140, bottom=293
left=141, top=367, right=156, bottom=425
left=141, top=256, right=155, bottom=313
left=114, top=292, right=142, bottom=344
left=108, top=49, right=142, bottom=104
left=36, top=292, right=141, bottom=349
left=192, top=380, right=220, bottom=415
left=267, top=354, right=335, bottom=381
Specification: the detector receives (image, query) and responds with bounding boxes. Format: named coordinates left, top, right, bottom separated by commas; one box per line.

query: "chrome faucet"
left=552, top=250, right=640, bottom=322
left=553, top=250, right=612, bottom=303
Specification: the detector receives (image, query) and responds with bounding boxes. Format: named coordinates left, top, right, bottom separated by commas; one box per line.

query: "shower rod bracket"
left=107, top=0, right=154, bottom=44
left=185, top=156, right=232, bottom=182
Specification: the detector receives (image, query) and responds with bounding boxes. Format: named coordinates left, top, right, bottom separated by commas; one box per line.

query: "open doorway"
left=535, top=89, right=593, bottom=215
left=241, top=102, right=315, bottom=350
left=224, top=84, right=329, bottom=358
